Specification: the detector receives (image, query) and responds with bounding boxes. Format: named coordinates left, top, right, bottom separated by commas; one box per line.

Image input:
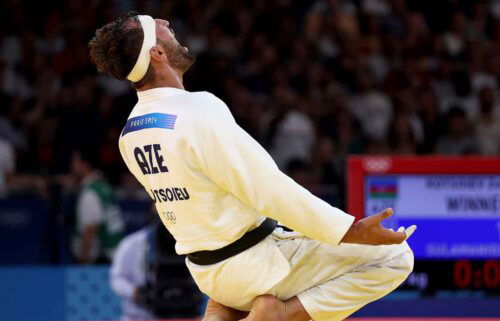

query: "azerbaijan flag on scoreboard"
left=368, top=177, right=398, bottom=198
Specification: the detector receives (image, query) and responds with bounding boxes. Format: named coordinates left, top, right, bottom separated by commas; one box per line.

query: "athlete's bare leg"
left=242, top=295, right=285, bottom=321
left=243, top=295, right=310, bottom=321
left=282, top=296, right=311, bottom=321
left=203, top=298, right=246, bottom=321
left=203, top=295, right=310, bottom=321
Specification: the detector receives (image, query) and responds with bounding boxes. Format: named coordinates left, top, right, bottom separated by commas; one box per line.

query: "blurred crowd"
left=1, top=0, right=500, bottom=205
left=2, top=1, right=499, bottom=316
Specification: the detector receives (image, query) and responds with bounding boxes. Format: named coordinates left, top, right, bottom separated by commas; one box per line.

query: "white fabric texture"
left=277, top=230, right=413, bottom=321
left=118, top=88, right=354, bottom=255
left=116, top=87, right=412, bottom=319
left=187, top=228, right=413, bottom=319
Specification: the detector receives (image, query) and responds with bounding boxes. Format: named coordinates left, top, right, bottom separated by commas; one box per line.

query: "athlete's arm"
left=341, top=208, right=411, bottom=245
left=192, top=94, right=354, bottom=246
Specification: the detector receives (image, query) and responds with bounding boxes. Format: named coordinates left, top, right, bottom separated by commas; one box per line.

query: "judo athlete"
left=89, top=12, right=417, bottom=320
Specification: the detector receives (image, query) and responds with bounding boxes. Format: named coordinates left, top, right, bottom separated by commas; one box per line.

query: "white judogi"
left=118, top=87, right=413, bottom=320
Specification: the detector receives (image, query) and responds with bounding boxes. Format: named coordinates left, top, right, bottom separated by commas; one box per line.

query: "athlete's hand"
left=341, top=208, right=416, bottom=245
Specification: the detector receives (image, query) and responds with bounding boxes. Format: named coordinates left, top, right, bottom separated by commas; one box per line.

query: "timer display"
left=402, top=260, right=500, bottom=294
left=454, top=260, right=500, bottom=289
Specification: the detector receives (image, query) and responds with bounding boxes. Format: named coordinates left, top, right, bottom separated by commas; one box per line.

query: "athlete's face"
left=154, top=18, right=195, bottom=74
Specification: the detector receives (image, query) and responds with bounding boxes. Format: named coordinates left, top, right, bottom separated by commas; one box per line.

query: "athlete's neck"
left=136, top=66, right=184, bottom=91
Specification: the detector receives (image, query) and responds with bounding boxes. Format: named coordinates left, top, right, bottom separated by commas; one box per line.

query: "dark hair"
left=75, top=144, right=100, bottom=169
left=88, top=11, right=155, bottom=89
left=447, top=105, right=466, bottom=120
left=286, top=158, right=308, bottom=175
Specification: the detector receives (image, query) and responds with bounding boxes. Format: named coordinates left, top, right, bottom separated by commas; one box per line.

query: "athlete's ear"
left=150, top=45, right=167, bottom=62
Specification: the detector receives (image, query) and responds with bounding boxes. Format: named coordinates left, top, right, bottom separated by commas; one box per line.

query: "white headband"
left=127, top=15, right=156, bottom=82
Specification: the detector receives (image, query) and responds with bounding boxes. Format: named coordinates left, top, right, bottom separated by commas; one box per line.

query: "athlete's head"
left=89, top=11, right=195, bottom=89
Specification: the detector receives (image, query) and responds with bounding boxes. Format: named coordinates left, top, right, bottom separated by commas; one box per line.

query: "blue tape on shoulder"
left=122, top=113, right=177, bottom=136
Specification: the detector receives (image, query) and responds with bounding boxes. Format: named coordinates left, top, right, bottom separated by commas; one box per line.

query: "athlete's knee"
left=245, top=295, right=286, bottom=321
left=253, top=295, right=285, bottom=314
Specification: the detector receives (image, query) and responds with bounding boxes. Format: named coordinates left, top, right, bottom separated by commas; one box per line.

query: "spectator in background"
left=269, top=91, right=316, bottom=170
left=0, top=137, right=15, bottom=197
left=436, top=106, right=478, bottom=155
left=475, top=87, right=500, bottom=154
left=310, top=136, right=345, bottom=207
left=144, top=222, right=204, bottom=318
left=1, top=0, right=500, bottom=213
left=445, top=70, right=479, bottom=120
left=387, top=111, right=418, bottom=155
left=110, top=226, right=156, bottom=321
left=349, top=67, right=392, bottom=142
left=418, top=89, right=444, bottom=154
left=71, top=146, right=124, bottom=263
left=0, top=125, right=47, bottom=198
left=310, top=136, right=340, bottom=186
left=111, top=219, right=204, bottom=320
left=286, top=158, right=316, bottom=192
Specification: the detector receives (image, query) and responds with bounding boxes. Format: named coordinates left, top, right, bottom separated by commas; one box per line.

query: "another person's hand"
left=341, top=208, right=416, bottom=245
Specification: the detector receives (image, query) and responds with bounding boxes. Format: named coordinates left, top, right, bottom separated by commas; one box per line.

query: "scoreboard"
left=365, top=174, right=500, bottom=259
left=347, top=156, right=500, bottom=294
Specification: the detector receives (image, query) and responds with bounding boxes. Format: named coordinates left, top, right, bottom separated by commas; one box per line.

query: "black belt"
left=187, top=218, right=277, bottom=265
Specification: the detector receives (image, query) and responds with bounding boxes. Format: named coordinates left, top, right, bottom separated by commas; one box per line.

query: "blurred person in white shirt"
left=71, top=147, right=124, bottom=263
left=110, top=226, right=155, bottom=321
left=349, top=67, right=392, bottom=141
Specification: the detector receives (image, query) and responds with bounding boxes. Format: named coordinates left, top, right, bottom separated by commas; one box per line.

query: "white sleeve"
left=77, top=189, right=104, bottom=226
left=110, top=237, right=138, bottom=299
left=191, top=94, right=354, bottom=245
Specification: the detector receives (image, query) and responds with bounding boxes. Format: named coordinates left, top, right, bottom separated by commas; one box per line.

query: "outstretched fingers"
left=404, top=225, right=417, bottom=238
left=380, top=228, right=406, bottom=244
left=375, top=208, right=394, bottom=221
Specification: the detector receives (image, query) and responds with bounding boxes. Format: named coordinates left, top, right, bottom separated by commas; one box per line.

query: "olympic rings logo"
left=363, top=157, right=392, bottom=173
left=163, top=211, right=176, bottom=224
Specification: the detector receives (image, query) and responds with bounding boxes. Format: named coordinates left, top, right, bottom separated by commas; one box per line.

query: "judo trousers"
left=187, top=228, right=414, bottom=321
